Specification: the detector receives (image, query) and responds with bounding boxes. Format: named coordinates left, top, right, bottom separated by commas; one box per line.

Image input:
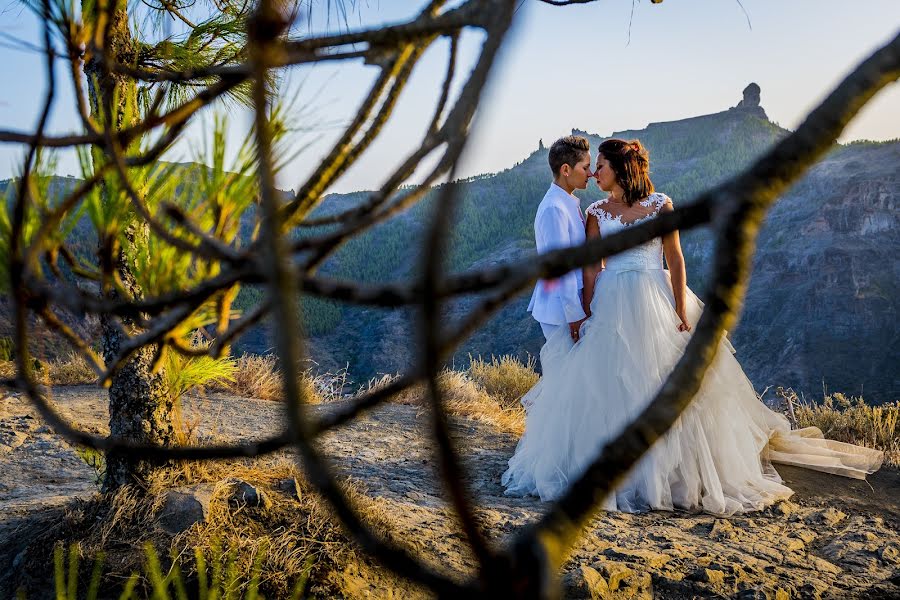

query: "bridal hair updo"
left=598, top=138, right=654, bottom=205
left=549, top=135, right=590, bottom=177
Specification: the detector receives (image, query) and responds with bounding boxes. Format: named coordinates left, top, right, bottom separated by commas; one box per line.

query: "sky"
left=0, top=0, right=898, bottom=194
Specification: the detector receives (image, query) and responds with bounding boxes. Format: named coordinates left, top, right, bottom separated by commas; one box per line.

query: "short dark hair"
left=549, top=135, right=590, bottom=177
left=597, top=138, right=654, bottom=205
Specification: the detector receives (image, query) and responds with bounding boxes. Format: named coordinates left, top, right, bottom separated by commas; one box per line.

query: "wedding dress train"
left=502, top=193, right=883, bottom=515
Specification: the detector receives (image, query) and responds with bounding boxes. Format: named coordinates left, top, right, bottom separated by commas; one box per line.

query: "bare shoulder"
left=585, top=197, right=610, bottom=219
left=657, top=193, right=674, bottom=213
left=585, top=211, right=601, bottom=235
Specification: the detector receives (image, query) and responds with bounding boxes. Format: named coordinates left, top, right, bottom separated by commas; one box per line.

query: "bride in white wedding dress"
left=502, top=138, right=883, bottom=515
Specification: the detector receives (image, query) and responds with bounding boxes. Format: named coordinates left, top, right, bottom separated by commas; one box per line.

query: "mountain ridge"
left=2, top=86, right=897, bottom=402
left=291, top=88, right=897, bottom=402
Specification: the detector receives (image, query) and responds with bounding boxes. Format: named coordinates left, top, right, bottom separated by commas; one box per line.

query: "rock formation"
left=733, top=82, right=768, bottom=119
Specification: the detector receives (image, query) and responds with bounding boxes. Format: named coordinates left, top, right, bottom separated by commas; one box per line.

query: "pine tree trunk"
left=98, top=227, right=173, bottom=492
left=84, top=3, right=174, bottom=492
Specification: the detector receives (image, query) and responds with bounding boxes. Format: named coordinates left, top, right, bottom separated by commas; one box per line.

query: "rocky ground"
left=1, top=386, right=899, bottom=598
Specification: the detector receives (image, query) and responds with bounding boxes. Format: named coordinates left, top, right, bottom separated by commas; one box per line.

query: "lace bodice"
left=585, top=193, right=671, bottom=272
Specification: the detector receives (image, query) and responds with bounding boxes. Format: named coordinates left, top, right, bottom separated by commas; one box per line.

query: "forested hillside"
left=256, top=92, right=897, bottom=403
left=3, top=89, right=896, bottom=402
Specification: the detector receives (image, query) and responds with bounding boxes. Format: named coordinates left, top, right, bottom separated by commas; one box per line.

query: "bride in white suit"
left=505, top=138, right=883, bottom=515
left=528, top=135, right=593, bottom=343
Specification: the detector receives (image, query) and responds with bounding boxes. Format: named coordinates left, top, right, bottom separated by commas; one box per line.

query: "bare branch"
left=421, top=176, right=495, bottom=573
left=415, top=4, right=520, bottom=578
left=35, top=306, right=106, bottom=378
left=26, top=264, right=253, bottom=321
left=283, top=46, right=419, bottom=222
left=0, top=75, right=243, bottom=149
left=247, top=1, right=465, bottom=592
left=507, top=28, right=900, bottom=583
left=11, top=0, right=59, bottom=417
left=9, top=0, right=897, bottom=595
left=278, top=0, right=487, bottom=62
left=428, top=33, right=459, bottom=136
left=105, top=136, right=236, bottom=262
left=21, top=167, right=109, bottom=270
left=309, top=373, right=420, bottom=434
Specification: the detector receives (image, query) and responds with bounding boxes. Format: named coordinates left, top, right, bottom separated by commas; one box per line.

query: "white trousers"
left=539, top=322, right=562, bottom=341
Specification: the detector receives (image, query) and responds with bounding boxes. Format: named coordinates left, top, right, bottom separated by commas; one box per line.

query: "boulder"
left=579, top=565, right=609, bottom=600
left=591, top=560, right=634, bottom=592
left=228, top=480, right=272, bottom=509
left=276, top=476, right=303, bottom=501
left=156, top=484, right=215, bottom=534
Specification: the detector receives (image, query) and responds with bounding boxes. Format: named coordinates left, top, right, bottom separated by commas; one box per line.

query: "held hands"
left=675, top=307, right=691, bottom=332
left=570, top=318, right=587, bottom=342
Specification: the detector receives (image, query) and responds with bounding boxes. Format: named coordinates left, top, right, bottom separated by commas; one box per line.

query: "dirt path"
left=2, top=387, right=898, bottom=598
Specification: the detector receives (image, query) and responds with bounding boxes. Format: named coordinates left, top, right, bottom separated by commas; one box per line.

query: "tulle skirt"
left=501, top=269, right=883, bottom=515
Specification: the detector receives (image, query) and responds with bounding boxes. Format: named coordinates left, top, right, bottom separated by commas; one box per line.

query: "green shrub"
left=0, top=336, right=14, bottom=361
left=26, top=541, right=311, bottom=600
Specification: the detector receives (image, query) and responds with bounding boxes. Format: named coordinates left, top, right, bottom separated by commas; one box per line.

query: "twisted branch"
left=7, top=0, right=899, bottom=596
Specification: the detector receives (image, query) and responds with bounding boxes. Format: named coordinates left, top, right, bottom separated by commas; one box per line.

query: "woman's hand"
left=676, top=307, right=691, bottom=332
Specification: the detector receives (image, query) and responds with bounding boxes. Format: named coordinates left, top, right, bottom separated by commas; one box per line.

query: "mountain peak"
left=731, top=82, right=767, bottom=120
left=572, top=83, right=773, bottom=144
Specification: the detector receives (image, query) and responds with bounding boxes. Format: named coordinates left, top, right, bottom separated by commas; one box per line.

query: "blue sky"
left=1, top=0, right=898, bottom=193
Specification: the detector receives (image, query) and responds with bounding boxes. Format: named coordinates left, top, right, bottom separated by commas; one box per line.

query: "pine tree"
left=77, top=0, right=262, bottom=490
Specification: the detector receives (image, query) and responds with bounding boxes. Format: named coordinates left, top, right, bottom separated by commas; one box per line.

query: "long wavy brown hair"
left=598, top=138, right=654, bottom=206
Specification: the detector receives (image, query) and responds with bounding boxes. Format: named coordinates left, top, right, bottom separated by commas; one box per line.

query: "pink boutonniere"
left=541, top=279, right=561, bottom=293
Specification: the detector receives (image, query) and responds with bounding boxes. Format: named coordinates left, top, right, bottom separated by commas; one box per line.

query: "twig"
left=506, top=29, right=900, bottom=586
left=247, top=1, right=466, bottom=592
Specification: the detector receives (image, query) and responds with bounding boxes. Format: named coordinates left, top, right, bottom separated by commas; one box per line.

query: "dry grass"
left=352, top=369, right=526, bottom=436
left=222, top=354, right=322, bottom=404
left=222, top=354, right=282, bottom=400
left=0, top=353, right=96, bottom=386
left=0, top=359, right=14, bottom=380
left=348, top=353, right=538, bottom=436
left=47, top=352, right=98, bottom=386
left=352, top=362, right=898, bottom=462
left=439, top=370, right=525, bottom=436
left=781, top=389, right=900, bottom=467
left=11, top=457, right=415, bottom=599
left=467, top=354, right=538, bottom=410
left=0, top=357, right=50, bottom=385
left=354, top=373, right=420, bottom=405
left=166, top=461, right=386, bottom=597
left=9, top=376, right=897, bottom=596
left=308, top=364, right=351, bottom=403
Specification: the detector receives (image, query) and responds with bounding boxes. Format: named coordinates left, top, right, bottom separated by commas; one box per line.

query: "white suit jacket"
left=527, top=183, right=586, bottom=325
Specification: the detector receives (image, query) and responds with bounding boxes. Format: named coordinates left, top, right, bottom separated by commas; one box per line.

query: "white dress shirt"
left=527, top=183, right=587, bottom=325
